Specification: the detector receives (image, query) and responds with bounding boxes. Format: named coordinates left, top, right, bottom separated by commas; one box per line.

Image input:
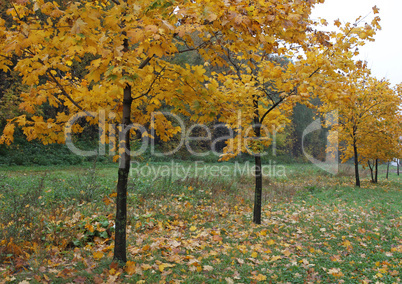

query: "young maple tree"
left=209, top=7, right=381, bottom=223
left=323, top=63, right=401, bottom=187
left=0, top=0, right=223, bottom=263
left=360, top=82, right=402, bottom=183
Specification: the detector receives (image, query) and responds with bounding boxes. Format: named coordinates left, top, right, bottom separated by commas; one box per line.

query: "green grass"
left=0, top=161, right=401, bottom=283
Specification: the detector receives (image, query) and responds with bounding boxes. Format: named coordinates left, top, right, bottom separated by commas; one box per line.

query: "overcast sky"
left=310, top=0, right=402, bottom=87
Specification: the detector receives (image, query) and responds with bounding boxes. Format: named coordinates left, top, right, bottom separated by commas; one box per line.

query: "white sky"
left=311, top=0, right=402, bottom=87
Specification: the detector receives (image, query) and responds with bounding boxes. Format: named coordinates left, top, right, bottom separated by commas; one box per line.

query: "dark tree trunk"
left=252, top=98, right=262, bottom=224
left=353, top=140, right=360, bottom=187
left=253, top=155, right=262, bottom=224
left=113, top=21, right=132, bottom=263
left=113, top=84, right=132, bottom=264
left=398, top=159, right=400, bottom=176
left=374, top=158, right=378, bottom=183
left=386, top=161, right=390, bottom=179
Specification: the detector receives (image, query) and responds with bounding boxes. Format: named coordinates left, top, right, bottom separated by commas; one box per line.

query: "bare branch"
left=259, top=97, right=285, bottom=124
left=139, top=56, right=153, bottom=69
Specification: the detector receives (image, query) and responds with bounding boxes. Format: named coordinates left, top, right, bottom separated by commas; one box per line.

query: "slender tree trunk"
left=368, top=160, right=374, bottom=183
left=353, top=140, right=360, bottom=187
left=398, top=159, right=400, bottom=176
left=252, top=98, right=262, bottom=224
left=374, top=158, right=378, bottom=183
left=386, top=161, right=390, bottom=179
left=113, top=83, right=132, bottom=264
left=113, top=20, right=131, bottom=263
left=253, top=155, right=262, bottom=224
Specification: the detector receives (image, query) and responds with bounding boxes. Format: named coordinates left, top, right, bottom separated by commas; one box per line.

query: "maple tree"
left=323, top=63, right=401, bottom=186
left=211, top=7, right=381, bottom=223
left=363, top=110, right=402, bottom=183
left=0, top=0, right=217, bottom=263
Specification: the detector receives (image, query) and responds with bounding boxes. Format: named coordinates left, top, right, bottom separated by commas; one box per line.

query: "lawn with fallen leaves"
left=0, top=162, right=401, bottom=283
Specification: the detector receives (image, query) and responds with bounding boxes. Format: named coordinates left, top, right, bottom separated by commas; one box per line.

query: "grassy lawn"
left=0, top=161, right=401, bottom=283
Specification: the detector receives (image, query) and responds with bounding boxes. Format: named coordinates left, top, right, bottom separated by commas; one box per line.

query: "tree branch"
left=259, top=97, right=285, bottom=124
left=132, top=66, right=166, bottom=100
left=46, top=70, right=95, bottom=117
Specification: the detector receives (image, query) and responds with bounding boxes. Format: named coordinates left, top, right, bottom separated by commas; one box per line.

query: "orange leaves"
left=148, top=45, right=164, bottom=58
left=341, top=239, right=353, bottom=251
left=250, top=273, right=267, bottom=281
left=328, top=268, right=344, bottom=278
left=0, top=123, right=15, bottom=145
left=159, top=263, right=176, bottom=272
left=124, top=261, right=136, bottom=275
left=92, top=251, right=104, bottom=260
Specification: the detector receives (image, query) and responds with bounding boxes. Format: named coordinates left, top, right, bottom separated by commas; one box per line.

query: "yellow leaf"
left=103, top=196, right=112, bottom=205
left=85, top=223, right=95, bottom=233
left=267, top=239, right=275, bottom=245
left=251, top=252, right=258, bottom=258
left=159, top=263, right=167, bottom=272
left=66, top=60, right=73, bottom=66
left=93, top=251, right=104, bottom=260
left=189, top=226, right=197, bottom=232
left=141, top=264, right=152, bottom=271
left=50, top=70, right=57, bottom=76
left=149, top=45, right=163, bottom=58
left=270, top=255, right=281, bottom=262
left=125, top=261, right=136, bottom=275
left=251, top=274, right=267, bottom=281
left=159, top=263, right=175, bottom=272
left=282, top=249, right=291, bottom=257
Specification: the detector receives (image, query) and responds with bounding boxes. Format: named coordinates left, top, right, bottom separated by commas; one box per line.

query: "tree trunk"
left=353, top=141, right=360, bottom=187
left=113, top=84, right=132, bottom=264
left=253, top=155, right=262, bottom=224
left=398, top=159, right=400, bottom=176
left=113, top=20, right=132, bottom=263
left=368, top=160, right=374, bottom=183
left=374, top=158, right=378, bottom=183
left=386, top=161, right=390, bottom=179
left=252, top=98, right=262, bottom=224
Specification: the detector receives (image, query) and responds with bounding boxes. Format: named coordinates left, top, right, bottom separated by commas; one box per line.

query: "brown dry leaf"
left=203, top=265, right=214, bottom=272
left=141, top=264, right=152, bottom=271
